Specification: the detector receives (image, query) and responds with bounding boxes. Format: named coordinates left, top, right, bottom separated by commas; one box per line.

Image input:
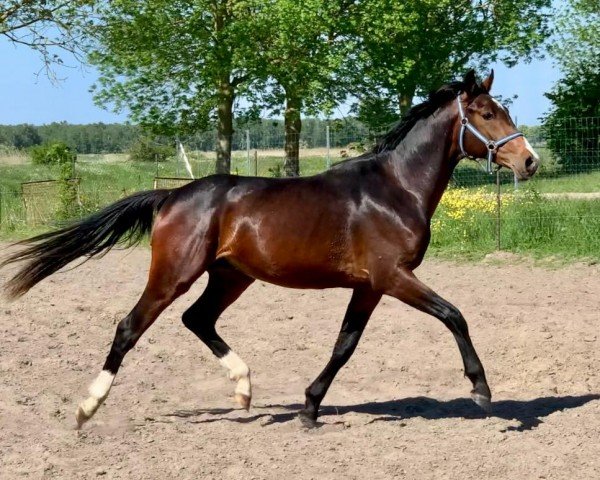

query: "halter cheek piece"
left=456, top=94, right=524, bottom=174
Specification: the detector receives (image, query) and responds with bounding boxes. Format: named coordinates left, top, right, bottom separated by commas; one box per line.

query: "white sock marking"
left=79, top=370, right=115, bottom=418
left=219, top=351, right=251, bottom=397
left=88, top=370, right=115, bottom=399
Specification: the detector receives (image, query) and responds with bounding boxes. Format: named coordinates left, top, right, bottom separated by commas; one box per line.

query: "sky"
left=0, top=37, right=561, bottom=127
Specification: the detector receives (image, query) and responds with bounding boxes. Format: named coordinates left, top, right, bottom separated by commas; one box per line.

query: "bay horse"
left=1, top=70, right=539, bottom=428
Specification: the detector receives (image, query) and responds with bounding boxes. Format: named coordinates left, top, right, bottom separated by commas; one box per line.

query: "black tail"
left=1, top=189, right=172, bottom=300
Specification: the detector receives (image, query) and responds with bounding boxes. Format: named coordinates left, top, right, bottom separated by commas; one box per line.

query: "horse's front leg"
left=379, top=267, right=491, bottom=410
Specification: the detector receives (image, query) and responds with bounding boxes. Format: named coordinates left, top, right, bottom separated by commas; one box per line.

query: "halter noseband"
left=456, top=95, right=524, bottom=174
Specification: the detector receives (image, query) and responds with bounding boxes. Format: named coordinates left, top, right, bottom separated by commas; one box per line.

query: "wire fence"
left=0, top=117, right=598, bottom=258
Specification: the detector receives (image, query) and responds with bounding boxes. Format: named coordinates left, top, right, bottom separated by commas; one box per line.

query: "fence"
left=0, top=117, right=598, bottom=258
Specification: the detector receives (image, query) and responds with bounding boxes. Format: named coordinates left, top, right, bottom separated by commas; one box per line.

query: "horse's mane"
left=372, top=80, right=484, bottom=154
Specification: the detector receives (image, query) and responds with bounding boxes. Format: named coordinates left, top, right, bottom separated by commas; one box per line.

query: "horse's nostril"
left=525, top=156, right=533, bottom=168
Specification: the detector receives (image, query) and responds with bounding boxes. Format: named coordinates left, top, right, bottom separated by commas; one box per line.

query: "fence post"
left=253, top=150, right=258, bottom=176
left=246, top=129, right=251, bottom=176
left=326, top=124, right=331, bottom=169
left=513, top=115, right=519, bottom=191
left=496, top=169, right=501, bottom=251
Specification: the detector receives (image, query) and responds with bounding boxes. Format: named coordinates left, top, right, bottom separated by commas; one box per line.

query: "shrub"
left=128, top=137, right=175, bottom=162
left=57, top=162, right=79, bottom=220
left=268, top=163, right=283, bottom=177
left=30, top=142, right=76, bottom=165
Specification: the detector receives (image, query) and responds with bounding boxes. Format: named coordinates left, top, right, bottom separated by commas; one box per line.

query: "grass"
left=525, top=170, right=600, bottom=193
left=1, top=152, right=599, bottom=261
left=429, top=188, right=600, bottom=261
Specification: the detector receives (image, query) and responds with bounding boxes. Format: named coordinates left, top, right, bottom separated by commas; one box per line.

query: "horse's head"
left=457, top=70, right=539, bottom=180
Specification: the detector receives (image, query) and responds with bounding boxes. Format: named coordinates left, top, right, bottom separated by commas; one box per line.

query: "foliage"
left=127, top=137, right=175, bottom=163
left=0, top=0, right=97, bottom=79
left=543, top=0, right=599, bottom=173
left=90, top=0, right=267, bottom=173
left=431, top=188, right=504, bottom=247
left=267, top=163, right=283, bottom=178
left=519, top=125, right=544, bottom=144
left=350, top=0, right=552, bottom=130
left=430, top=187, right=600, bottom=260
left=30, top=142, right=76, bottom=166
left=251, top=0, right=352, bottom=176
left=57, top=161, right=78, bottom=220
left=0, top=123, right=141, bottom=153
left=0, top=124, right=42, bottom=149
left=0, top=118, right=372, bottom=155
left=353, top=96, right=398, bottom=134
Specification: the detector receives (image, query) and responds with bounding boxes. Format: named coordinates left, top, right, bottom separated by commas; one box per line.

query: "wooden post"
left=326, top=124, right=331, bottom=169
left=253, top=150, right=258, bottom=176
left=246, top=130, right=251, bottom=176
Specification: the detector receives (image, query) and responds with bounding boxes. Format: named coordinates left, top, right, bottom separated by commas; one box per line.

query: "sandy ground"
left=0, top=247, right=598, bottom=479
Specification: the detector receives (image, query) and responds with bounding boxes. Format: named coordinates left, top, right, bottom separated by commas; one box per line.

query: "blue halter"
left=456, top=95, right=524, bottom=174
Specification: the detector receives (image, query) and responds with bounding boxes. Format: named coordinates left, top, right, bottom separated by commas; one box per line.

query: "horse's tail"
left=1, top=189, right=173, bottom=300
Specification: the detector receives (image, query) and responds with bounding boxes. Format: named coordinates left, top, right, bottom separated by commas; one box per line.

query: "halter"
left=456, top=95, right=524, bottom=174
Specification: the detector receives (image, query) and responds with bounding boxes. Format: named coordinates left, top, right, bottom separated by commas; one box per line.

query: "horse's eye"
left=482, top=112, right=494, bottom=120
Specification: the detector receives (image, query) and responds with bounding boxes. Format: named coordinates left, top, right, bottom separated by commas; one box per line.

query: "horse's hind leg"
left=299, top=287, right=381, bottom=426
left=181, top=264, right=255, bottom=410
left=75, top=234, right=208, bottom=428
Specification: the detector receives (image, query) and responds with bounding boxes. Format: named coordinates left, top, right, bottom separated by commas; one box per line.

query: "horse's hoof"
left=75, top=406, right=90, bottom=429
left=235, top=393, right=251, bottom=411
left=471, top=392, right=492, bottom=413
left=297, top=410, right=318, bottom=429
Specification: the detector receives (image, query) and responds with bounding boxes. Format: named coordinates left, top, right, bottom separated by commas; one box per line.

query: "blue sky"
left=0, top=37, right=561, bottom=127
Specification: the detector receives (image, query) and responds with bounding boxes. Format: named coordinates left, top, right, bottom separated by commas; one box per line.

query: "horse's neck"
left=385, top=108, right=459, bottom=219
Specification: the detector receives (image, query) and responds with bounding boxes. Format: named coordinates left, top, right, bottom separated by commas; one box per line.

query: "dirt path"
left=1, top=247, right=598, bottom=479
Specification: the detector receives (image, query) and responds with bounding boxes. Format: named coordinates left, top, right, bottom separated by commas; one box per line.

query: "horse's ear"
left=481, top=69, right=494, bottom=93
left=463, top=69, right=478, bottom=96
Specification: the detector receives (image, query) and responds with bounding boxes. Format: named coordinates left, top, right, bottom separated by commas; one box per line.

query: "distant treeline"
left=0, top=123, right=140, bottom=154
left=0, top=118, right=372, bottom=155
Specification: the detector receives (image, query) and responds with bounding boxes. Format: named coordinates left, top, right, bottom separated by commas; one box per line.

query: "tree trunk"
left=216, top=80, right=234, bottom=174
left=398, top=86, right=416, bottom=116
left=283, top=94, right=302, bottom=177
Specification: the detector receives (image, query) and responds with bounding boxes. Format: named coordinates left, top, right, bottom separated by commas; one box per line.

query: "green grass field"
left=1, top=152, right=598, bottom=261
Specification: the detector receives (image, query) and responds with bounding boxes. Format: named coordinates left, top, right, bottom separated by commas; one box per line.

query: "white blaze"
left=523, top=137, right=540, bottom=160
left=491, top=97, right=505, bottom=110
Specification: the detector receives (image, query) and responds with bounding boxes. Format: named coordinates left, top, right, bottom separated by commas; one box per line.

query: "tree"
left=12, top=124, right=41, bottom=148
left=544, top=0, right=599, bottom=173
left=90, top=0, right=265, bottom=174
left=0, top=0, right=96, bottom=79
left=351, top=0, right=552, bottom=129
left=253, top=0, right=352, bottom=176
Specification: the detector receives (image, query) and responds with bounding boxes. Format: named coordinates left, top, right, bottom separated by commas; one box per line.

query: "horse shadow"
left=164, top=394, right=599, bottom=432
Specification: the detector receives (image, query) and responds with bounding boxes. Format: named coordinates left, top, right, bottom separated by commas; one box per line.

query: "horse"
left=1, top=70, right=539, bottom=428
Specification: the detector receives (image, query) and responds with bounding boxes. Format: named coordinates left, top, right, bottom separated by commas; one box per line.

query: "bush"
left=128, top=137, right=175, bottom=162
left=267, top=163, right=283, bottom=177
left=30, top=142, right=76, bottom=165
